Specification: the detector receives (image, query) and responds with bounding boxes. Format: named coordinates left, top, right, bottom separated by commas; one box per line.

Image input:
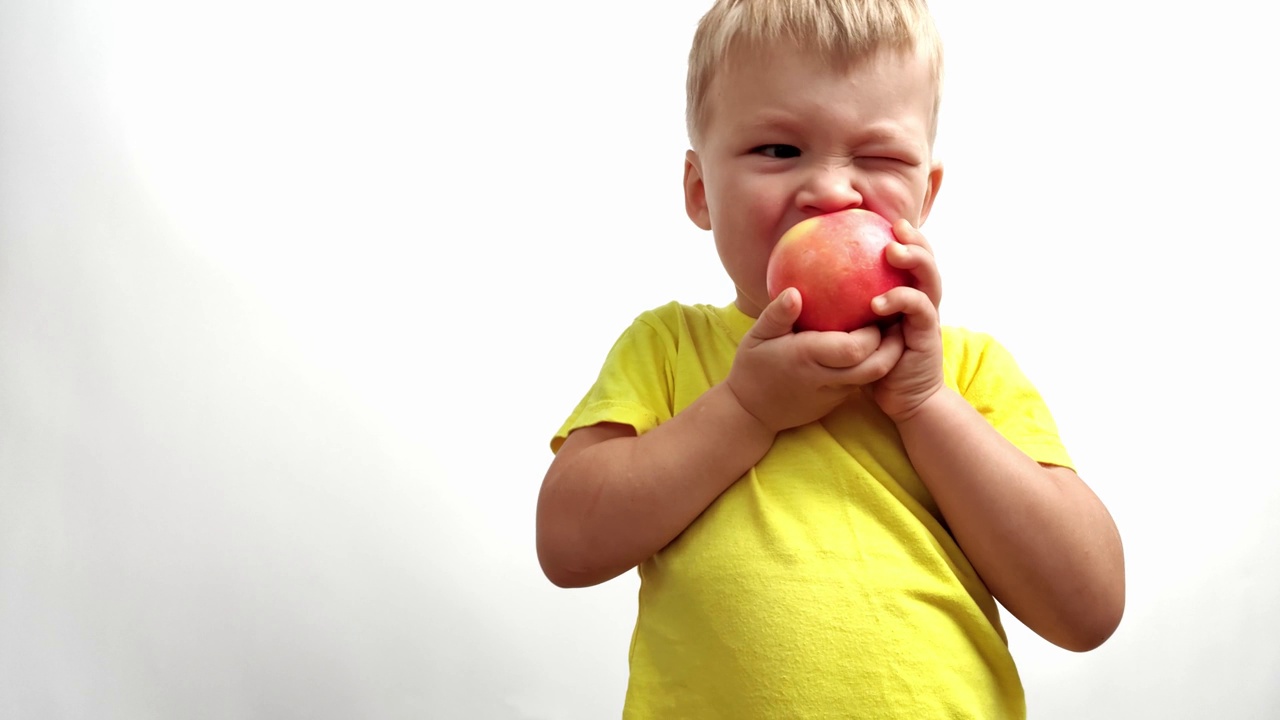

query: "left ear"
left=918, top=160, right=944, bottom=226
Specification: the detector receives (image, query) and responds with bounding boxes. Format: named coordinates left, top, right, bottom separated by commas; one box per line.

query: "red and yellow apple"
left=765, top=208, right=913, bottom=332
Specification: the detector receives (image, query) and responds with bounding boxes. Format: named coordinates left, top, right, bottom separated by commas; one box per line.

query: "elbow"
left=536, top=540, right=588, bottom=589
left=1054, top=585, right=1126, bottom=653
left=536, top=490, right=589, bottom=588
left=1057, top=618, right=1120, bottom=653
left=535, top=455, right=634, bottom=589
left=1050, top=520, right=1127, bottom=652
left=536, top=543, right=614, bottom=589
left=539, top=561, right=580, bottom=589
left=1060, top=626, right=1120, bottom=653
left=535, top=509, right=614, bottom=589
left=537, top=520, right=633, bottom=588
left=1079, top=595, right=1126, bottom=652
left=541, top=565, right=600, bottom=590
left=536, top=519, right=582, bottom=588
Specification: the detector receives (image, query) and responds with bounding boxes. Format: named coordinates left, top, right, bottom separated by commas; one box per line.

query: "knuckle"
left=836, top=339, right=869, bottom=366
left=861, top=353, right=892, bottom=379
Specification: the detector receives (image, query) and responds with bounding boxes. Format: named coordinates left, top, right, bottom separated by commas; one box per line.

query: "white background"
left=2, top=0, right=1277, bottom=718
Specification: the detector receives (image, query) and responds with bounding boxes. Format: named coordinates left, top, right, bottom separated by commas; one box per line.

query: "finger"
left=873, top=287, right=940, bottom=350
left=806, top=325, right=882, bottom=369
left=885, top=242, right=942, bottom=309
left=892, top=219, right=935, bottom=255
left=831, top=323, right=905, bottom=386
left=748, top=287, right=802, bottom=342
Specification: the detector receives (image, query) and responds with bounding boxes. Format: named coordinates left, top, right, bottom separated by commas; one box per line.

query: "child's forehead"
left=696, top=40, right=940, bottom=144
left=713, top=38, right=917, bottom=88
left=732, top=32, right=921, bottom=70
left=721, top=35, right=871, bottom=67
left=686, top=28, right=942, bottom=148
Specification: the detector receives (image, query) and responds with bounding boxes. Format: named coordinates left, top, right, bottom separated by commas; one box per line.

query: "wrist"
left=887, top=382, right=950, bottom=426
left=717, top=379, right=782, bottom=441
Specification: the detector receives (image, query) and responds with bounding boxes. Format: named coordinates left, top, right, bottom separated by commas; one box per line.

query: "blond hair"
left=686, top=0, right=944, bottom=147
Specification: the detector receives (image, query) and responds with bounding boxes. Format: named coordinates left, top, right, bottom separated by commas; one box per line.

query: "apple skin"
left=765, top=208, right=914, bottom=332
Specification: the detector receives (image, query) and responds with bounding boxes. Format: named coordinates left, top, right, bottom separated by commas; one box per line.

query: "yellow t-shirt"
left=552, top=302, right=1073, bottom=719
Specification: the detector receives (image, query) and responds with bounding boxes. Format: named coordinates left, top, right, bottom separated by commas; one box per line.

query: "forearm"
left=896, top=387, right=1125, bottom=651
left=537, top=382, right=776, bottom=588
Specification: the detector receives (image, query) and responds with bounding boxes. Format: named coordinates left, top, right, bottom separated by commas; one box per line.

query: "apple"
left=765, top=208, right=914, bottom=332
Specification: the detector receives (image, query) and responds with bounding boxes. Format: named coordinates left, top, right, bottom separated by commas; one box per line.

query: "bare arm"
left=536, top=383, right=774, bottom=588
left=874, top=221, right=1125, bottom=651
left=896, top=388, right=1125, bottom=651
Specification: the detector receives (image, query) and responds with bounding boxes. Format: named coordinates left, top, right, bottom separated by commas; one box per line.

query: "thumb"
left=750, top=288, right=801, bottom=341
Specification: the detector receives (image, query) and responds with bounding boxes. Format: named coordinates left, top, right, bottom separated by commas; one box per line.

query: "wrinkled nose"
left=795, top=165, right=862, bottom=215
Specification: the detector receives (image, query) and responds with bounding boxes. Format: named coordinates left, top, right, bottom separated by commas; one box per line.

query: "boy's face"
left=684, top=42, right=944, bottom=319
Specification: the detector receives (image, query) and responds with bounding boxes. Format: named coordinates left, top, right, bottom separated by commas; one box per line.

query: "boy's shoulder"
left=631, top=299, right=732, bottom=324
left=940, top=324, right=1016, bottom=385
left=940, top=325, right=1059, bottom=431
left=624, top=300, right=752, bottom=344
left=940, top=324, right=999, bottom=353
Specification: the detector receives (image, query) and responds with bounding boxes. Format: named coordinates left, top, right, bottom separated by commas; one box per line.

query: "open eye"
left=752, top=144, right=801, bottom=159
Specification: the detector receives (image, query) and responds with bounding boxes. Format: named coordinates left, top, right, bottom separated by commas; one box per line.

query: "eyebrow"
left=733, top=113, right=804, bottom=135
left=854, top=125, right=918, bottom=146
left=735, top=114, right=919, bottom=147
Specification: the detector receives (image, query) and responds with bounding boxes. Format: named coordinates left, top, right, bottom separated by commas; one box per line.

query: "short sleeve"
left=946, top=329, right=1074, bottom=470
left=550, top=312, right=677, bottom=454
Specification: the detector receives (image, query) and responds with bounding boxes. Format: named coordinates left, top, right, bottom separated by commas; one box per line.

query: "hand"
left=871, top=220, right=946, bottom=422
left=726, top=288, right=904, bottom=433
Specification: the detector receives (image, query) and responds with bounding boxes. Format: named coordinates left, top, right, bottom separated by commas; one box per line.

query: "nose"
left=795, top=164, right=862, bottom=215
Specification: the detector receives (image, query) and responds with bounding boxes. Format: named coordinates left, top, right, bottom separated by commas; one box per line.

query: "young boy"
left=536, top=0, right=1125, bottom=717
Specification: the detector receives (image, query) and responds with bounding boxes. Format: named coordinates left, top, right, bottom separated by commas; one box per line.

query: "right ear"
left=683, top=149, right=712, bottom=231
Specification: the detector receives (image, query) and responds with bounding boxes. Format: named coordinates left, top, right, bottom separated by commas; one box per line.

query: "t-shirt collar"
left=716, top=302, right=757, bottom=344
